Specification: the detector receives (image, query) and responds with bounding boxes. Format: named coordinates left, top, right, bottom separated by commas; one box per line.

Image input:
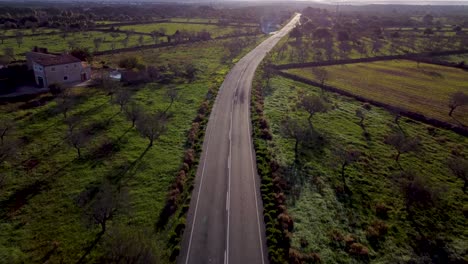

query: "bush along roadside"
left=251, top=64, right=296, bottom=264
left=156, top=85, right=219, bottom=262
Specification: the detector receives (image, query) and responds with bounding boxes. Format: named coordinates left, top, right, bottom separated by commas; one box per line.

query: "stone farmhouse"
left=26, top=48, right=91, bottom=88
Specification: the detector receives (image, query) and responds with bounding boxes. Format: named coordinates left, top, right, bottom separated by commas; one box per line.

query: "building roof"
left=26, top=51, right=56, bottom=61
left=33, top=54, right=81, bottom=67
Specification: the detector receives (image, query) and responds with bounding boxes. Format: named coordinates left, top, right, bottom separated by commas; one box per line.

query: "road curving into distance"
left=178, top=14, right=301, bottom=264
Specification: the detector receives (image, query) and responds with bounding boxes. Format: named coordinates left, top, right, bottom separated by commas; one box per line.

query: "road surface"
left=178, top=14, right=301, bottom=264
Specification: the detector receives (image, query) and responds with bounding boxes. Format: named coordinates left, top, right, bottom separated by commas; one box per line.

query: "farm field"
left=1, top=31, right=158, bottom=58
left=261, top=75, right=468, bottom=263
left=0, top=36, right=262, bottom=263
left=118, top=22, right=252, bottom=37
left=2, top=28, right=59, bottom=36
left=271, top=32, right=467, bottom=65
left=435, top=53, right=468, bottom=63
left=285, top=60, right=468, bottom=125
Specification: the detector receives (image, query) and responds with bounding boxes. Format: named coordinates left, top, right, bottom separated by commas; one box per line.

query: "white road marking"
left=184, top=14, right=300, bottom=264
left=184, top=89, right=220, bottom=264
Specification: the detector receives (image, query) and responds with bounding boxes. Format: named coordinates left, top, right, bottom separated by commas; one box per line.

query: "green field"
left=270, top=31, right=467, bottom=65
left=2, top=28, right=59, bottom=36
left=435, top=54, right=468, bottom=63
left=261, top=75, right=468, bottom=263
left=285, top=60, right=468, bottom=125
left=0, top=36, right=261, bottom=263
left=1, top=31, right=158, bottom=58
left=119, top=23, right=252, bottom=38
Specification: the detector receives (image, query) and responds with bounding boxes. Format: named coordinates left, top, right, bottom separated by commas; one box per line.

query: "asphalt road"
left=178, top=14, right=301, bottom=264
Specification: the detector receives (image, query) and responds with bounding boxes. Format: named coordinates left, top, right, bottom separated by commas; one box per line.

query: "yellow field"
left=286, top=60, right=468, bottom=125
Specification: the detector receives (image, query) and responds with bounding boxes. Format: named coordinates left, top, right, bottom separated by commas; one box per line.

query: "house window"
left=51, top=67, right=55, bottom=71
left=74, top=64, right=77, bottom=68
left=64, top=76, right=68, bottom=81
left=65, top=65, right=68, bottom=68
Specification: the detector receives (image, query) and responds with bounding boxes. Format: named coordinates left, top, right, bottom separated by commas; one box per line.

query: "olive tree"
left=448, top=157, right=468, bottom=193
left=280, top=117, right=310, bottom=164
left=333, top=147, right=361, bottom=189
left=299, top=94, right=329, bottom=128
left=125, top=102, right=143, bottom=128
left=67, top=129, right=89, bottom=158
left=136, top=112, right=167, bottom=147
left=384, top=132, right=420, bottom=163
left=86, top=182, right=128, bottom=234
left=448, top=91, right=468, bottom=117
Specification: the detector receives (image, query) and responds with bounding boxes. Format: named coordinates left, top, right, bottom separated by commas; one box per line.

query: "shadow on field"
left=0, top=161, right=73, bottom=219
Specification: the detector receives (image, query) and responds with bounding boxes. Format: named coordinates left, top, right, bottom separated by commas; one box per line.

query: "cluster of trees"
left=281, top=7, right=468, bottom=63
left=223, top=37, right=257, bottom=62
left=0, top=3, right=292, bottom=35
left=116, top=56, right=198, bottom=85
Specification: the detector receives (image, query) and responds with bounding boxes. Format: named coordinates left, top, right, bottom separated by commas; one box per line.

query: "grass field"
left=435, top=54, right=468, bottom=63
left=285, top=60, right=468, bottom=125
left=1, top=31, right=158, bottom=58
left=262, top=75, right=468, bottom=263
left=270, top=32, right=467, bottom=65
left=0, top=36, right=262, bottom=263
left=118, top=22, right=251, bottom=38
left=2, top=28, right=59, bottom=36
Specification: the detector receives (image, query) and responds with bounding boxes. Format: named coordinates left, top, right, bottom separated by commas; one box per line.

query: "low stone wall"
left=272, top=49, right=468, bottom=70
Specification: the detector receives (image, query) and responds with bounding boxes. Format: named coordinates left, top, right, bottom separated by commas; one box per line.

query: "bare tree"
left=299, top=94, right=329, bottom=128
left=150, top=30, right=159, bottom=45
left=113, top=89, right=131, bottom=112
left=87, top=182, right=128, bottom=234
left=65, top=115, right=82, bottom=134
left=137, top=35, right=144, bottom=47
left=15, top=32, right=23, bottom=47
left=163, top=86, right=178, bottom=113
left=334, top=147, right=361, bottom=189
left=122, top=37, right=129, bottom=48
left=101, top=77, right=120, bottom=100
left=384, top=132, right=420, bottom=163
left=93, top=37, right=103, bottom=52
left=67, top=129, right=89, bottom=158
left=311, top=67, right=328, bottom=88
left=280, top=117, right=310, bottom=164
left=448, top=157, right=468, bottom=193
left=448, top=91, right=468, bottom=117
left=55, top=88, right=75, bottom=119
left=355, top=108, right=366, bottom=128
left=125, top=102, right=143, bottom=128
left=136, top=112, right=167, bottom=147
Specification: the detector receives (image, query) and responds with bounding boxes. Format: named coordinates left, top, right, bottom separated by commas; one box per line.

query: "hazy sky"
left=310, top=0, right=468, bottom=4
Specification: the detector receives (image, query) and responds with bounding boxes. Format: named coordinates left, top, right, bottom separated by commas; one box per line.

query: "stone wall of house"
left=43, top=62, right=83, bottom=86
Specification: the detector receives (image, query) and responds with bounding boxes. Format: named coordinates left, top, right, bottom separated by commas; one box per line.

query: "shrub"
left=363, top=103, right=372, bottom=110
left=184, top=149, right=195, bottom=166
left=375, top=203, right=391, bottom=219
left=366, top=220, right=388, bottom=245
left=348, top=243, right=369, bottom=257
left=49, top=83, right=63, bottom=96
